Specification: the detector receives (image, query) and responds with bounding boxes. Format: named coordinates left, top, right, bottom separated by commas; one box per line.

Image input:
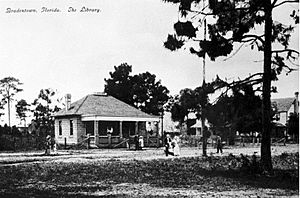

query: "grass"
left=0, top=152, right=298, bottom=197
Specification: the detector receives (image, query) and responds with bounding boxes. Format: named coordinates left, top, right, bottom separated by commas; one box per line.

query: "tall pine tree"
left=163, top=0, right=299, bottom=172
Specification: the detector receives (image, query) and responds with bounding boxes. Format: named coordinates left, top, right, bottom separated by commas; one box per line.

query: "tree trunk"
left=261, top=0, right=273, bottom=172
left=8, top=99, right=10, bottom=127
left=7, top=92, right=11, bottom=128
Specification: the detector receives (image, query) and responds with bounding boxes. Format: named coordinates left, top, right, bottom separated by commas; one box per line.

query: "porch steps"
left=89, top=143, right=99, bottom=149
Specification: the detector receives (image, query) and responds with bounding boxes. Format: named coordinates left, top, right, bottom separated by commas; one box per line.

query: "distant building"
left=160, top=112, right=210, bottom=137
left=53, top=93, right=159, bottom=148
left=161, top=112, right=181, bottom=134
left=271, top=92, right=299, bottom=138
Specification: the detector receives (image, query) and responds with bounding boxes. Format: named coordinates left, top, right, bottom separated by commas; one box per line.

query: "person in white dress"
left=172, top=135, right=180, bottom=156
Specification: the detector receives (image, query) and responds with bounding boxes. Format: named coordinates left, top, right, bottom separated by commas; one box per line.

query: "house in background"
left=53, top=93, right=159, bottom=148
left=161, top=112, right=210, bottom=137
left=161, top=112, right=181, bottom=134
left=271, top=92, right=299, bottom=138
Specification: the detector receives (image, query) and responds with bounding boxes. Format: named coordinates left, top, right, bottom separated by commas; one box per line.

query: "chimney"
left=295, top=92, right=299, bottom=114
left=65, top=94, right=71, bottom=111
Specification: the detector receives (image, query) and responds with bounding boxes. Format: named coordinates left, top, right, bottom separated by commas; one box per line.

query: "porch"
left=82, top=116, right=159, bottom=148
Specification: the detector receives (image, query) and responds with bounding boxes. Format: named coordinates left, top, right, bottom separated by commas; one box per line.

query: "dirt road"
left=0, top=144, right=298, bottom=166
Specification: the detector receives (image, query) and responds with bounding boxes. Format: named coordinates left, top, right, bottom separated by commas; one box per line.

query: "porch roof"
left=53, top=93, right=159, bottom=121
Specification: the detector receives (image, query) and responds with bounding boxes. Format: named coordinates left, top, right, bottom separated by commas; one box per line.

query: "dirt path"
left=0, top=144, right=298, bottom=166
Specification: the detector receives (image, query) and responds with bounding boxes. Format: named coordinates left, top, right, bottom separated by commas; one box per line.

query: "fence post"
left=108, top=134, right=112, bottom=148
left=64, top=137, right=67, bottom=149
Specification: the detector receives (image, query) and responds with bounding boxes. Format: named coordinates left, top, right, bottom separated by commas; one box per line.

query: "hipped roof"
left=53, top=93, right=158, bottom=119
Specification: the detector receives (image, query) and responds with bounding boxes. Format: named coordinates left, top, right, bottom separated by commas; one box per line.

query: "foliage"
left=15, top=99, right=30, bottom=125
left=168, top=89, right=196, bottom=123
left=168, top=77, right=226, bottom=123
left=207, top=85, right=262, bottom=135
left=0, top=77, right=23, bottom=104
left=170, top=102, right=188, bottom=123
left=0, top=77, right=23, bottom=126
left=0, top=124, right=22, bottom=137
left=162, top=0, right=299, bottom=172
left=31, top=88, right=61, bottom=136
left=104, top=63, right=170, bottom=115
left=163, top=0, right=298, bottom=74
left=104, top=63, right=134, bottom=106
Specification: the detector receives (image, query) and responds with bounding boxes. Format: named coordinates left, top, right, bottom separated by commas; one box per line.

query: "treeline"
left=0, top=124, right=46, bottom=151
left=0, top=124, right=24, bottom=137
left=0, top=76, right=62, bottom=138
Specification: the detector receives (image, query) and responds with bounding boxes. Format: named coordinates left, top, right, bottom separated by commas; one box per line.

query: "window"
left=59, top=121, right=62, bottom=136
left=70, top=120, right=73, bottom=136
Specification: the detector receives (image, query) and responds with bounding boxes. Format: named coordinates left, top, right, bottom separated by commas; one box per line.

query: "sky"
left=0, top=0, right=299, bottom=126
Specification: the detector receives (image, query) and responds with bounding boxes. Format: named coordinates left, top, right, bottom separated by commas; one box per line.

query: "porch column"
left=94, top=120, right=98, bottom=135
left=135, top=121, right=138, bottom=135
left=119, top=121, right=123, bottom=138
left=94, top=121, right=99, bottom=145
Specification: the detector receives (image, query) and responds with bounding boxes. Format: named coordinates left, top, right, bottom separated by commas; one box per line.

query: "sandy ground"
left=0, top=144, right=298, bottom=197
left=0, top=143, right=298, bottom=166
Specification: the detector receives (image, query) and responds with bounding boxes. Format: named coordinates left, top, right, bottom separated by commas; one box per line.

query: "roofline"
left=275, top=110, right=288, bottom=113
left=271, top=97, right=295, bottom=100
left=52, top=113, right=81, bottom=118
left=81, top=115, right=159, bottom=122
left=74, top=95, right=88, bottom=114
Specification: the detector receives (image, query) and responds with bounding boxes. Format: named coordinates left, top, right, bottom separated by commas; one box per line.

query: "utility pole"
left=201, top=19, right=207, bottom=156
left=203, top=19, right=206, bottom=85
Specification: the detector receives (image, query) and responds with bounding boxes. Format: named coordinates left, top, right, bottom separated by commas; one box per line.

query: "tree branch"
left=272, top=49, right=300, bottom=55
left=187, top=5, right=264, bottom=17
left=272, top=0, right=279, bottom=7
left=273, top=0, right=299, bottom=8
left=223, top=43, right=245, bottom=61
left=241, top=34, right=265, bottom=45
left=272, top=60, right=298, bottom=74
left=214, top=73, right=264, bottom=93
left=188, top=9, right=215, bottom=15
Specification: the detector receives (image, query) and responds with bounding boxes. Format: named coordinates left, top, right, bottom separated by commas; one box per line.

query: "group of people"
left=45, top=133, right=222, bottom=156
left=164, top=134, right=223, bottom=156
left=164, top=134, right=180, bottom=156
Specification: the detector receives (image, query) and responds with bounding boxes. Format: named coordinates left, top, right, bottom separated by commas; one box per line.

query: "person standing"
left=164, top=134, right=173, bottom=156
left=138, top=136, right=144, bottom=150
left=134, top=134, right=139, bottom=150
left=45, top=135, right=52, bottom=155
